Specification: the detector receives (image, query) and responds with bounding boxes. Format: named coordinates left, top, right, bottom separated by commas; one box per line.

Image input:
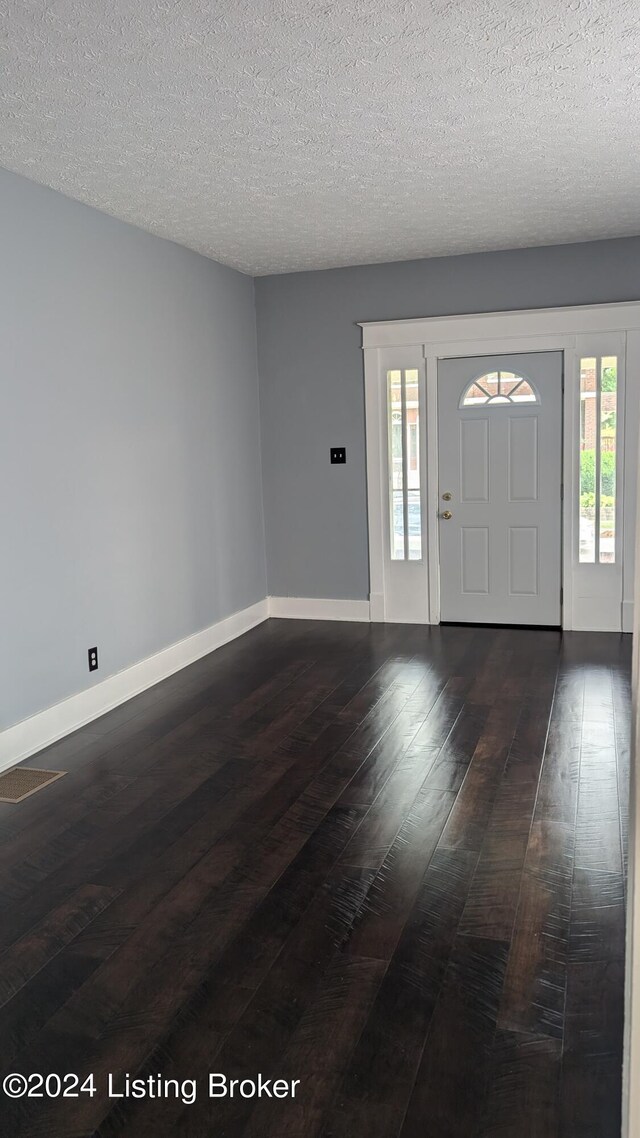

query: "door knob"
left=440, top=510, right=453, bottom=520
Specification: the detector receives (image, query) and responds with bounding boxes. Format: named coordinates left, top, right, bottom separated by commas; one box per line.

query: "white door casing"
left=361, top=301, right=639, bottom=633
left=437, top=352, right=563, bottom=625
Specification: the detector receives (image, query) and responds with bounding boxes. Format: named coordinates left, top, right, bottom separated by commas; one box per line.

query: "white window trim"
left=360, top=301, right=640, bottom=633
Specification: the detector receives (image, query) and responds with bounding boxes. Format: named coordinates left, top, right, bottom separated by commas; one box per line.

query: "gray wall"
left=255, top=239, right=640, bottom=600
left=0, top=167, right=266, bottom=731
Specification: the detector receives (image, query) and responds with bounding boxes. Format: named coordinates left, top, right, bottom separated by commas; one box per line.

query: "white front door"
left=437, top=352, right=563, bottom=625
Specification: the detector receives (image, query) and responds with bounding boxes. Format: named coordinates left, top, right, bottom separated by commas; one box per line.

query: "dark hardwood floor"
left=0, top=619, right=629, bottom=1136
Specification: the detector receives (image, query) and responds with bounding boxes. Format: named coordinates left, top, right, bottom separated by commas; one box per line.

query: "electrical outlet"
left=88, top=646, right=98, bottom=672
left=330, top=447, right=346, bottom=464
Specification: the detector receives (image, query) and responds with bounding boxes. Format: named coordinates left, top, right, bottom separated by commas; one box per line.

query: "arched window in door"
left=460, top=370, right=539, bottom=407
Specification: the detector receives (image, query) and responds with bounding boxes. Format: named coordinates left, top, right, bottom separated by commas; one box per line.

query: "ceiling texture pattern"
left=1, top=0, right=640, bottom=275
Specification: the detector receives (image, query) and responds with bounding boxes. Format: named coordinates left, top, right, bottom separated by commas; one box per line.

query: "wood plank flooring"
left=0, top=620, right=629, bottom=1137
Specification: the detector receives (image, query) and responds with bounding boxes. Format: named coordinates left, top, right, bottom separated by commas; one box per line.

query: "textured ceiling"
left=1, top=0, right=640, bottom=275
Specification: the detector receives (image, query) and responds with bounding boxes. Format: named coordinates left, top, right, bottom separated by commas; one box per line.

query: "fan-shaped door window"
left=461, top=370, right=539, bottom=407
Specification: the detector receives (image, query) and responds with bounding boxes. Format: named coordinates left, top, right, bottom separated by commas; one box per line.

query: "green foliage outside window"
left=601, top=365, right=617, bottom=391
left=579, top=492, right=615, bottom=510
left=579, top=449, right=616, bottom=496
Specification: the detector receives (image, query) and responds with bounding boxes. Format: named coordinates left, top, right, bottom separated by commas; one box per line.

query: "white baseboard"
left=572, top=596, right=626, bottom=633
left=0, top=598, right=269, bottom=773
left=6, top=584, right=625, bottom=775
left=368, top=592, right=385, bottom=622
left=268, top=596, right=371, bottom=622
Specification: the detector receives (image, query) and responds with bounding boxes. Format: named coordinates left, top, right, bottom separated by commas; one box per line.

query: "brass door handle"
left=440, top=510, right=453, bottom=520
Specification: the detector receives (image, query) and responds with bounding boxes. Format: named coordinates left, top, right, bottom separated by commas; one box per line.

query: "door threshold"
left=439, top=621, right=562, bottom=632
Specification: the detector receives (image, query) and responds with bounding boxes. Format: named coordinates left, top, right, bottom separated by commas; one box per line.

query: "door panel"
left=509, top=527, right=538, bottom=594
left=438, top=352, right=562, bottom=625
left=460, top=419, right=489, bottom=500
left=461, top=528, right=489, bottom=593
left=508, top=417, right=538, bottom=500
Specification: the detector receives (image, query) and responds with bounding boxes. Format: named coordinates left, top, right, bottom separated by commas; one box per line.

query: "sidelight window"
left=579, top=356, right=617, bottom=564
left=388, top=369, right=421, bottom=560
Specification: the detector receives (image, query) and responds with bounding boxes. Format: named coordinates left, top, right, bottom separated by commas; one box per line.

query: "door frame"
left=360, top=300, right=640, bottom=632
